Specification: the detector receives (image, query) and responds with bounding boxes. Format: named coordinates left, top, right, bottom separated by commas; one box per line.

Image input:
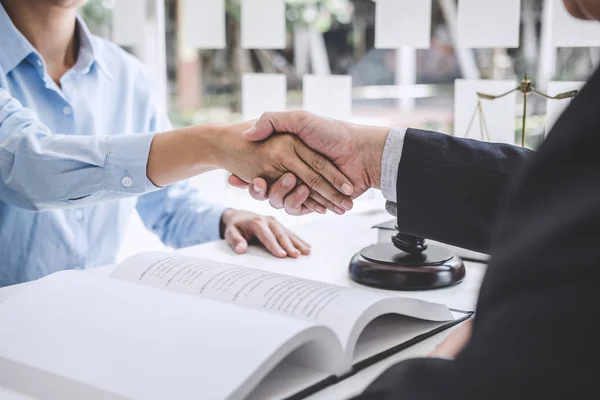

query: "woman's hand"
left=220, top=209, right=310, bottom=258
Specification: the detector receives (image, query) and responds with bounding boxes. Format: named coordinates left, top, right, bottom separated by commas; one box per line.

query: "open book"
left=0, top=252, right=471, bottom=400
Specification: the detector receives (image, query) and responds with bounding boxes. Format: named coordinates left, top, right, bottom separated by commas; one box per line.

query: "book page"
left=352, top=310, right=467, bottom=363
left=113, top=253, right=453, bottom=355
left=0, top=271, right=342, bottom=400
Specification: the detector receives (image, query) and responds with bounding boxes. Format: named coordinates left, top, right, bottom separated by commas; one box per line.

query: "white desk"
left=0, top=210, right=486, bottom=399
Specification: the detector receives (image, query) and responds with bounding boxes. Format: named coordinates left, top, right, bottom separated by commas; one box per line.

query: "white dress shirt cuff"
left=381, top=127, right=407, bottom=203
left=105, top=133, right=158, bottom=195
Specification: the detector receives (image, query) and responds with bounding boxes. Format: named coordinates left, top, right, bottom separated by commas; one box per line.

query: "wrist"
left=147, top=125, right=220, bottom=187
left=194, top=123, right=230, bottom=169
left=353, top=124, right=389, bottom=190
left=210, top=121, right=256, bottom=172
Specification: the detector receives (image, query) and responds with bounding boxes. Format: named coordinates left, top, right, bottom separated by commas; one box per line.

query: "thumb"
left=224, top=225, right=248, bottom=254
left=242, top=111, right=306, bottom=141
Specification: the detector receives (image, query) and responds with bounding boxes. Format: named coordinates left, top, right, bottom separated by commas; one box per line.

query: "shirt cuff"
left=381, top=127, right=407, bottom=203
left=105, top=133, right=157, bottom=195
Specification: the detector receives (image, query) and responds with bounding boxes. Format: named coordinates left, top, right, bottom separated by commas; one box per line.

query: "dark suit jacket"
left=353, top=68, right=600, bottom=399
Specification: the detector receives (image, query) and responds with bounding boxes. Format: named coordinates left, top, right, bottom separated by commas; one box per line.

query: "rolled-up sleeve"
left=0, top=85, right=157, bottom=211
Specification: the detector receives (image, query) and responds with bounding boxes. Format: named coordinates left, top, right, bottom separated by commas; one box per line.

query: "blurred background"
left=77, top=0, right=599, bottom=259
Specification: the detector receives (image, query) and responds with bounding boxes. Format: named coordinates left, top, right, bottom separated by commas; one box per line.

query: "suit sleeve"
left=393, top=128, right=531, bottom=253
left=354, top=71, right=600, bottom=400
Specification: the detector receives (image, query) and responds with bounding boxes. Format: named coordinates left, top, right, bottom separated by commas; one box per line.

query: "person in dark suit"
left=228, top=1, right=600, bottom=397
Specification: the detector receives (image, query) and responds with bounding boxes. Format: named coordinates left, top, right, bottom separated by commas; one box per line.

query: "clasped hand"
left=227, top=112, right=389, bottom=215
left=217, top=120, right=357, bottom=214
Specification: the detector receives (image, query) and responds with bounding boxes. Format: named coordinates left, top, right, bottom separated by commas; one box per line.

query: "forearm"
left=146, top=124, right=226, bottom=187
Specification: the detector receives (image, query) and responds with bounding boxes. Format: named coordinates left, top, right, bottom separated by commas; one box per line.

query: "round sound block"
left=349, top=243, right=466, bottom=291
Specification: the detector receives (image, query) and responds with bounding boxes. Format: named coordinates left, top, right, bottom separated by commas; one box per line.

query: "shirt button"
left=121, top=175, right=133, bottom=188
left=63, top=106, right=73, bottom=116
left=36, top=60, right=42, bottom=66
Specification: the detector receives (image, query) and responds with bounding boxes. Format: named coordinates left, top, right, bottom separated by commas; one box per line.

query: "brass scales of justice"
left=348, top=76, right=579, bottom=291
left=465, top=75, right=579, bottom=147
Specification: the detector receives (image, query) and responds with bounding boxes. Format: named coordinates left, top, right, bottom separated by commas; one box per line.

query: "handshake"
left=219, top=111, right=391, bottom=216
left=145, top=110, right=390, bottom=258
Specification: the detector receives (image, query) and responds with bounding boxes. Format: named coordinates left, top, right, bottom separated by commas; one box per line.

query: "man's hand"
left=429, top=319, right=473, bottom=359
left=227, top=111, right=389, bottom=215
left=220, top=209, right=310, bottom=258
left=215, top=121, right=356, bottom=214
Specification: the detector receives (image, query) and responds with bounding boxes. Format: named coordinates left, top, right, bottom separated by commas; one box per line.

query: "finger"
left=288, top=231, right=311, bottom=255
left=228, top=175, right=250, bottom=189
left=294, top=143, right=354, bottom=196
left=248, top=178, right=269, bottom=201
left=299, top=197, right=327, bottom=215
left=268, top=219, right=302, bottom=258
left=288, top=182, right=328, bottom=214
left=280, top=183, right=309, bottom=215
left=286, top=157, right=353, bottom=213
left=283, top=185, right=325, bottom=216
left=267, top=173, right=298, bottom=210
left=250, top=218, right=287, bottom=258
left=224, top=225, right=248, bottom=254
left=242, top=110, right=310, bottom=141
left=289, top=204, right=316, bottom=216
left=305, top=190, right=341, bottom=215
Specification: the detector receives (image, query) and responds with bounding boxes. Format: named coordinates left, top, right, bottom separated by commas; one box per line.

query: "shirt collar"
left=0, top=2, right=37, bottom=74
left=74, top=13, right=114, bottom=81
left=0, top=3, right=113, bottom=81
left=74, top=14, right=95, bottom=73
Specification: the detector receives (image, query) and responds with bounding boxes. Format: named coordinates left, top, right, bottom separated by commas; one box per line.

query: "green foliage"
left=225, top=0, right=242, bottom=19
left=79, top=0, right=112, bottom=33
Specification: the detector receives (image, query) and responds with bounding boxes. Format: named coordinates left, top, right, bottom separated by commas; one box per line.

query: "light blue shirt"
left=0, top=6, right=226, bottom=287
